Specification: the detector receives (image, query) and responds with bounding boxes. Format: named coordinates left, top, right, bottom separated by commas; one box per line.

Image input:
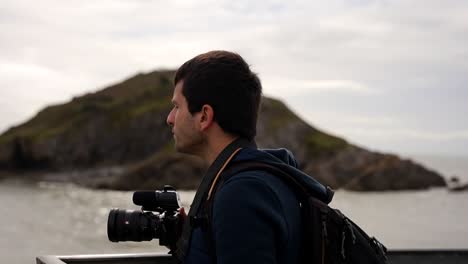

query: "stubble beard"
left=175, top=132, right=206, bottom=158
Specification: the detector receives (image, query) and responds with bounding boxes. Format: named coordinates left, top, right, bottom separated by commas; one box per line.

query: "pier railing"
left=37, top=250, right=468, bottom=264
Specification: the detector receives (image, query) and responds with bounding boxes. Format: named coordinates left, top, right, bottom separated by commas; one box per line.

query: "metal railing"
left=37, top=250, right=468, bottom=264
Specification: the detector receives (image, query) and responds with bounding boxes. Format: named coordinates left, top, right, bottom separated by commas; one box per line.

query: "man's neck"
left=202, top=134, right=238, bottom=166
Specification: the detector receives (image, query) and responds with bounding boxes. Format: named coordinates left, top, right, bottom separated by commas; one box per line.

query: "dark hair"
left=174, top=50, right=262, bottom=140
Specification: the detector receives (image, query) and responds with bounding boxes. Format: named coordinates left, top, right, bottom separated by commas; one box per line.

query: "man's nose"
left=167, top=109, right=174, bottom=126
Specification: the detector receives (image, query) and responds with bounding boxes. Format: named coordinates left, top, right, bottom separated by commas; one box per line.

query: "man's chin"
left=175, top=144, right=192, bottom=155
left=175, top=143, right=201, bottom=157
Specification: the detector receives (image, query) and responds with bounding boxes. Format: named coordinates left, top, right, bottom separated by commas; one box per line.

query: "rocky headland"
left=0, top=70, right=446, bottom=191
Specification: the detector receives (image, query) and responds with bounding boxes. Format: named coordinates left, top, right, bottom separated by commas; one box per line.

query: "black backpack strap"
left=218, top=161, right=333, bottom=200
left=202, top=160, right=333, bottom=263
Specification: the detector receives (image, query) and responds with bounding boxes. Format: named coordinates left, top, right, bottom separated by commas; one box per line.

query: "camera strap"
left=174, top=137, right=256, bottom=262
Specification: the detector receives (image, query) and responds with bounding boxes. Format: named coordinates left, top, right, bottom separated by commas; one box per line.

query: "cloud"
left=0, top=61, right=57, bottom=78
left=303, top=111, right=399, bottom=127
left=296, top=110, right=468, bottom=155
left=339, top=126, right=468, bottom=155
left=310, top=109, right=467, bottom=143
left=342, top=127, right=468, bottom=141
left=0, top=0, right=467, bottom=155
left=262, top=77, right=376, bottom=97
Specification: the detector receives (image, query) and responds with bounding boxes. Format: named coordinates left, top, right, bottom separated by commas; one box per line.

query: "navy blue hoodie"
left=184, top=147, right=330, bottom=264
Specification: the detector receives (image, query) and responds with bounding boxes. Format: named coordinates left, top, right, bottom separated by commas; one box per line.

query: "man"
left=167, top=51, right=330, bottom=264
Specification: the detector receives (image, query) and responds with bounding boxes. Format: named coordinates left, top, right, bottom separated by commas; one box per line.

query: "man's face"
left=166, top=81, right=204, bottom=154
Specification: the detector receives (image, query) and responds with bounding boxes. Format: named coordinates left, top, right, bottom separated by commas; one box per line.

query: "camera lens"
left=107, top=209, right=157, bottom=242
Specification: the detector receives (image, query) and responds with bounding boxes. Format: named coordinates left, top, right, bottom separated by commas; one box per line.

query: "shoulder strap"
left=201, top=160, right=305, bottom=263
left=212, top=161, right=333, bottom=201
left=201, top=160, right=328, bottom=263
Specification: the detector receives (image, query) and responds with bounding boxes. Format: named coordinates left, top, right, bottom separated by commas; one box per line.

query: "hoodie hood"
left=232, top=147, right=334, bottom=204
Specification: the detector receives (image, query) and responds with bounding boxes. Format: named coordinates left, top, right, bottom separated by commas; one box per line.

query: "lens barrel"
left=107, top=209, right=158, bottom=242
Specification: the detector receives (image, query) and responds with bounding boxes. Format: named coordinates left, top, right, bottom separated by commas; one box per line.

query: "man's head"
left=167, top=51, right=262, bottom=156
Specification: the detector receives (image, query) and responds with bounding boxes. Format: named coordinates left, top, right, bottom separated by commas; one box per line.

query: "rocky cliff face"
left=0, top=70, right=446, bottom=191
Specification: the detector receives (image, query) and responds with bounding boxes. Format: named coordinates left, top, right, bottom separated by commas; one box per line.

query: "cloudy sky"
left=1, top=0, right=467, bottom=157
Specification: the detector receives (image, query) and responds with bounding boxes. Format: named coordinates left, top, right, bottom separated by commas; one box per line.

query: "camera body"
left=107, top=185, right=185, bottom=250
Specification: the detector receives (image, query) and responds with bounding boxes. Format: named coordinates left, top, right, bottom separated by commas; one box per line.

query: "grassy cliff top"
left=0, top=71, right=175, bottom=145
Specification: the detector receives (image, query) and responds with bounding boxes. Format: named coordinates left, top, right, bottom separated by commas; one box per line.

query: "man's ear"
left=199, top=104, right=215, bottom=131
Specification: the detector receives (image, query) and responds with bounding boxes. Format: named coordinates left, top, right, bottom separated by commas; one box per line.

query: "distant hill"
left=0, top=70, right=446, bottom=191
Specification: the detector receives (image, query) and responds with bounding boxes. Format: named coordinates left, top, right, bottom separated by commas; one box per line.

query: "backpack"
left=206, top=160, right=388, bottom=264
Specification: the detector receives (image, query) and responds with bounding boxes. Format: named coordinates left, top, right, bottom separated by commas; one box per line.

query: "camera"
left=107, top=185, right=185, bottom=249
